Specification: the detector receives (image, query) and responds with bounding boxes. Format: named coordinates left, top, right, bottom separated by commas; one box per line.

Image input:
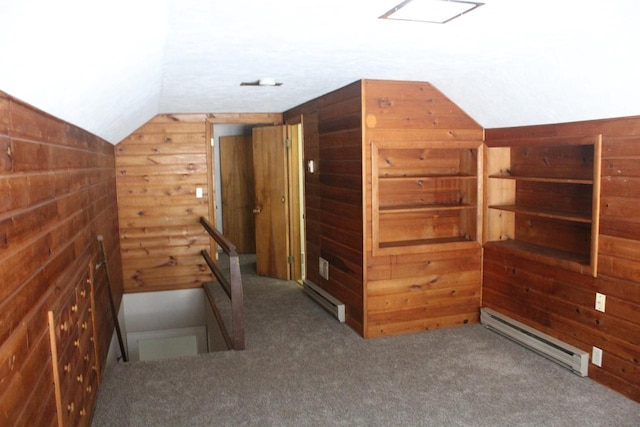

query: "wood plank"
left=119, top=131, right=206, bottom=147
left=120, top=234, right=209, bottom=250
left=368, top=270, right=481, bottom=296
left=117, top=163, right=207, bottom=176
left=317, top=96, right=361, bottom=121
left=485, top=116, right=640, bottom=141
left=121, top=246, right=208, bottom=258
left=115, top=153, right=206, bottom=166
left=368, top=128, right=483, bottom=142
left=116, top=194, right=209, bottom=208
left=117, top=204, right=209, bottom=219
left=116, top=172, right=208, bottom=186
left=206, top=112, right=283, bottom=125
left=0, top=331, right=53, bottom=426
left=367, top=312, right=479, bottom=338
left=367, top=297, right=480, bottom=323
left=600, top=176, right=640, bottom=198
left=601, top=196, right=640, bottom=221
left=130, top=122, right=205, bottom=135
left=368, top=282, right=480, bottom=312
left=0, top=95, right=9, bottom=134
left=602, top=135, right=640, bottom=158
left=509, top=144, right=594, bottom=180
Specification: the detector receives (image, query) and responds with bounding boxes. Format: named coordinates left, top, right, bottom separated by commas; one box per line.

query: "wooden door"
left=253, top=126, right=290, bottom=279
left=220, top=135, right=256, bottom=254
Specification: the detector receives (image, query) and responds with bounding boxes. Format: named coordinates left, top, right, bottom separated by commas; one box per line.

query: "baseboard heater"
left=481, top=308, right=589, bottom=377
left=303, top=280, right=345, bottom=322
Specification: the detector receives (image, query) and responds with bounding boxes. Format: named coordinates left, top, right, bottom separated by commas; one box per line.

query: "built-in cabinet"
left=286, top=80, right=485, bottom=337
left=372, top=141, right=482, bottom=255
left=484, top=135, right=602, bottom=276
left=363, top=80, right=484, bottom=338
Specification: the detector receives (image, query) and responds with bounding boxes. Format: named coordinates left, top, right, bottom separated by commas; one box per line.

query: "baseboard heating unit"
left=481, top=308, right=589, bottom=377
left=303, top=280, right=345, bottom=322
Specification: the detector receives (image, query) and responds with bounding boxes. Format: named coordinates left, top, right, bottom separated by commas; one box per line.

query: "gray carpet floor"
left=92, top=256, right=640, bottom=426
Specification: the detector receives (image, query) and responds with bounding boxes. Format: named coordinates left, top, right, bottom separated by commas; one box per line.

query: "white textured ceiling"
left=1, top=0, right=639, bottom=144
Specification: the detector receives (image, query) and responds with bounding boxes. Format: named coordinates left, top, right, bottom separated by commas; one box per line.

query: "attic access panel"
left=380, top=0, right=484, bottom=24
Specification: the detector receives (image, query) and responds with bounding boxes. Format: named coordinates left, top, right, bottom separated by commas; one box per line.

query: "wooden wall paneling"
left=116, top=112, right=284, bottom=292
left=484, top=117, right=640, bottom=402
left=116, top=115, right=213, bottom=292
left=300, top=111, right=321, bottom=289
left=284, top=80, right=365, bottom=333
left=363, top=80, right=483, bottom=338
left=0, top=91, right=122, bottom=424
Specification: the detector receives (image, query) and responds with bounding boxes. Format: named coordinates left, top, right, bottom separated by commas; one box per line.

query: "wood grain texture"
left=285, top=81, right=364, bottom=332
left=0, top=90, right=122, bottom=425
left=220, top=135, right=255, bottom=254
left=484, top=118, right=640, bottom=403
left=364, top=80, right=483, bottom=338
left=116, top=113, right=282, bottom=292
left=285, top=80, right=483, bottom=337
left=116, top=115, right=213, bottom=292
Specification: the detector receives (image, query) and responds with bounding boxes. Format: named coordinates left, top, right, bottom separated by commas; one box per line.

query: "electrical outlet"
left=319, top=257, right=329, bottom=280
left=595, top=292, right=606, bottom=312
left=592, top=346, right=603, bottom=367
left=196, top=187, right=203, bottom=198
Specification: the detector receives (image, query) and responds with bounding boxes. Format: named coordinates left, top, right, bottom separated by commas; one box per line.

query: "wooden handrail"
left=200, top=216, right=245, bottom=350
left=200, top=217, right=238, bottom=257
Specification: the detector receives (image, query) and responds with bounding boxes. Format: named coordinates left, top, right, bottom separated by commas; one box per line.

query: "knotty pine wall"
left=116, top=113, right=282, bottom=293
left=284, top=81, right=365, bottom=333
left=484, top=116, right=640, bottom=402
left=116, top=115, right=213, bottom=292
left=285, top=80, right=485, bottom=337
left=363, top=80, right=484, bottom=338
left=0, top=91, right=122, bottom=425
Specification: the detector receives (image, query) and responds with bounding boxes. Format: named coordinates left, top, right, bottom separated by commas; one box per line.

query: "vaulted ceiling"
left=1, top=0, right=639, bottom=144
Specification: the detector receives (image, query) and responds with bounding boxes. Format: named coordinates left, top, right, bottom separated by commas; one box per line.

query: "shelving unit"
left=372, top=141, right=482, bottom=256
left=484, top=135, right=602, bottom=276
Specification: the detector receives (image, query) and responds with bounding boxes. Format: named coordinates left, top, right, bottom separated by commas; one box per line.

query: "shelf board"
left=485, top=239, right=591, bottom=272
left=380, top=236, right=474, bottom=249
left=379, top=174, right=476, bottom=180
left=488, top=204, right=591, bottom=224
left=488, top=174, right=592, bottom=185
left=380, top=203, right=476, bottom=213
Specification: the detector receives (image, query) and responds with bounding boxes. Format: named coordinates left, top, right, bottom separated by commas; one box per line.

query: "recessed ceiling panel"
left=381, top=0, right=484, bottom=24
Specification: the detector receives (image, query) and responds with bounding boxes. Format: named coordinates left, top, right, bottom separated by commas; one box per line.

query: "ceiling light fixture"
left=380, top=0, right=484, bottom=24
left=240, top=78, right=283, bottom=87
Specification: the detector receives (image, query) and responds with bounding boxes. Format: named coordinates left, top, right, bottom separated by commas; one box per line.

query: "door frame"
left=206, top=114, right=283, bottom=257
left=285, top=117, right=306, bottom=282
left=206, top=113, right=305, bottom=281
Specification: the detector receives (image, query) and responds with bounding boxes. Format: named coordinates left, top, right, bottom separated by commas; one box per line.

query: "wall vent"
left=303, top=280, right=345, bottom=322
left=481, top=308, right=589, bottom=377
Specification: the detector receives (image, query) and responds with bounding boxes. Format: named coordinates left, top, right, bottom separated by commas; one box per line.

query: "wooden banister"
left=200, top=217, right=245, bottom=350
left=200, top=216, right=238, bottom=257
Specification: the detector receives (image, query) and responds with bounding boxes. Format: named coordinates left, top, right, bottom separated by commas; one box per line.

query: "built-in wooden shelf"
left=485, top=240, right=591, bottom=274
left=379, top=174, right=477, bottom=180
left=488, top=174, right=593, bottom=185
left=380, top=236, right=476, bottom=249
left=484, top=135, right=602, bottom=277
left=372, top=141, right=482, bottom=256
left=380, top=203, right=476, bottom=213
left=488, top=204, right=591, bottom=224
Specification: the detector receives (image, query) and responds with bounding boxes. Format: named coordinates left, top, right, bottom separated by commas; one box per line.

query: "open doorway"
left=212, top=122, right=306, bottom=282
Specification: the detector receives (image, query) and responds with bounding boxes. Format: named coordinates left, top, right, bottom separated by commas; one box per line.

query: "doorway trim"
left=205, top=114, right=283, bottom=255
